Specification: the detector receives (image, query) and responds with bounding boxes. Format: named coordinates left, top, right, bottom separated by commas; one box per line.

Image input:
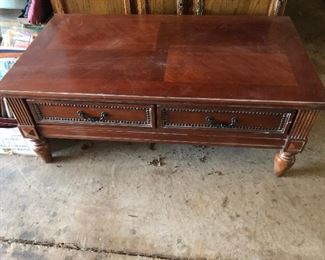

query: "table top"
left=1, top=14, right=324, bottom=107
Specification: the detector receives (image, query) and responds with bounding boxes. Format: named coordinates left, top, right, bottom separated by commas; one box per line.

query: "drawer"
left=27, top=100, right=154, bottom=128
left=158, top=106, right=295, bottom=134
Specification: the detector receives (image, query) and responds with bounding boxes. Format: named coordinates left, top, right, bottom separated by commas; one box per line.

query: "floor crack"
left=0, top=236, right=196, bottom=260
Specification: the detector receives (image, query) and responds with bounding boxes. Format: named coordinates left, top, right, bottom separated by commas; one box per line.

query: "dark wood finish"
left=27, top=100, right=154, bottom=128
left=31, top=138, right=53, bottom=163
left=0, top=15, right=324, bottom=176
left=38, top=124, right=286, bottom=148
left=1, top=16, right=324, bottom=105
left=158, top=105, right=294, bottom=134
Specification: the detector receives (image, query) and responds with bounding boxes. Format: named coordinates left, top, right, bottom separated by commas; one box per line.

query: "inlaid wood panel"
left=165, top=46, right=297, bottom=86
left=2, top=16, right=325, bottom=104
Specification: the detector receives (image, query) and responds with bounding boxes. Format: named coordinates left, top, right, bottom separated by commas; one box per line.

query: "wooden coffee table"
left=1, top=15, right=324, bottom=176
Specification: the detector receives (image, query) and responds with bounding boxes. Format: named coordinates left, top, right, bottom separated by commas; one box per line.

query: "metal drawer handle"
left=77, top=111, right=108, bottom=122
left=206, top=115, right=239, bottom=128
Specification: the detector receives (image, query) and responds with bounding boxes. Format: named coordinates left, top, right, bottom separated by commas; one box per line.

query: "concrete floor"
left=1, top=1, right=325, bottom=259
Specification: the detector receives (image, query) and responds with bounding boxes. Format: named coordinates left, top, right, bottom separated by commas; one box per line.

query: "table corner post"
left=6, top=97, right=53, bottom=163
left=274, top=109, right=320, bottom=177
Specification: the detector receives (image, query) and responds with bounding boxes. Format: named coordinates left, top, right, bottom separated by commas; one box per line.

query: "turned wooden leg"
left=31, top=138, right=53, bottom=163
left=274, top=151, right=296, bottom=177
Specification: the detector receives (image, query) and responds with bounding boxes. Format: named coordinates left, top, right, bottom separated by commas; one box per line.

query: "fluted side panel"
left=6, top=98, right=34, bottom=126
left=290, top=110, right=319, bottom=140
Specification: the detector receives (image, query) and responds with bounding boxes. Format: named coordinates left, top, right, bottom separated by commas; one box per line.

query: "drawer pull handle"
left=77, top=111, right=108, bottom=122
left=206, top=115, right=239, bottom=128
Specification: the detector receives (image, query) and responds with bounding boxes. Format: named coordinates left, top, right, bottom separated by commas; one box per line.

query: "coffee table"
left=1, top=15, right=324, bottom=176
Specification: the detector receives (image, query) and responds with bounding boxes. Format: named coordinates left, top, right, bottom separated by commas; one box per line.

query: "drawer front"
left=158, top=106, right=295, bottom=134
left=28, top=100, right=154, bottom=128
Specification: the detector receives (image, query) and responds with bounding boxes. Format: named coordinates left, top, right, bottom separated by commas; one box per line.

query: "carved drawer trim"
left=159, top=106, right=295, bottom=134
left=28, top=100, right=154, bottom=128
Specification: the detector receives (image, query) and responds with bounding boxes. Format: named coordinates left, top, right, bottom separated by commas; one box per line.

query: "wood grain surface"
left=51, top=0, right=283, bottom=15
left=1, top=15, right=324, bottom=106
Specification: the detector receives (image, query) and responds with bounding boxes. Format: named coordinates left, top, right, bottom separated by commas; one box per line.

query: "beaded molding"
left=160, top=107, right=293, bottom=134
left=29, top=101, right=153, bottom=128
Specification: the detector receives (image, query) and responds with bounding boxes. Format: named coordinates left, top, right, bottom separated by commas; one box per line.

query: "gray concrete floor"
left=1, top=0, right=325, bottom=259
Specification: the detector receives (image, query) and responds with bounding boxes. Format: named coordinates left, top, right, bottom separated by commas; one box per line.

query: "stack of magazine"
left=0, top=13, right=38, bottom=155
left=0, top=25, right=35, bottom=124
left=0, top=50, right=36, bottom=154
left=0, top=56, right=18, bottom=120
